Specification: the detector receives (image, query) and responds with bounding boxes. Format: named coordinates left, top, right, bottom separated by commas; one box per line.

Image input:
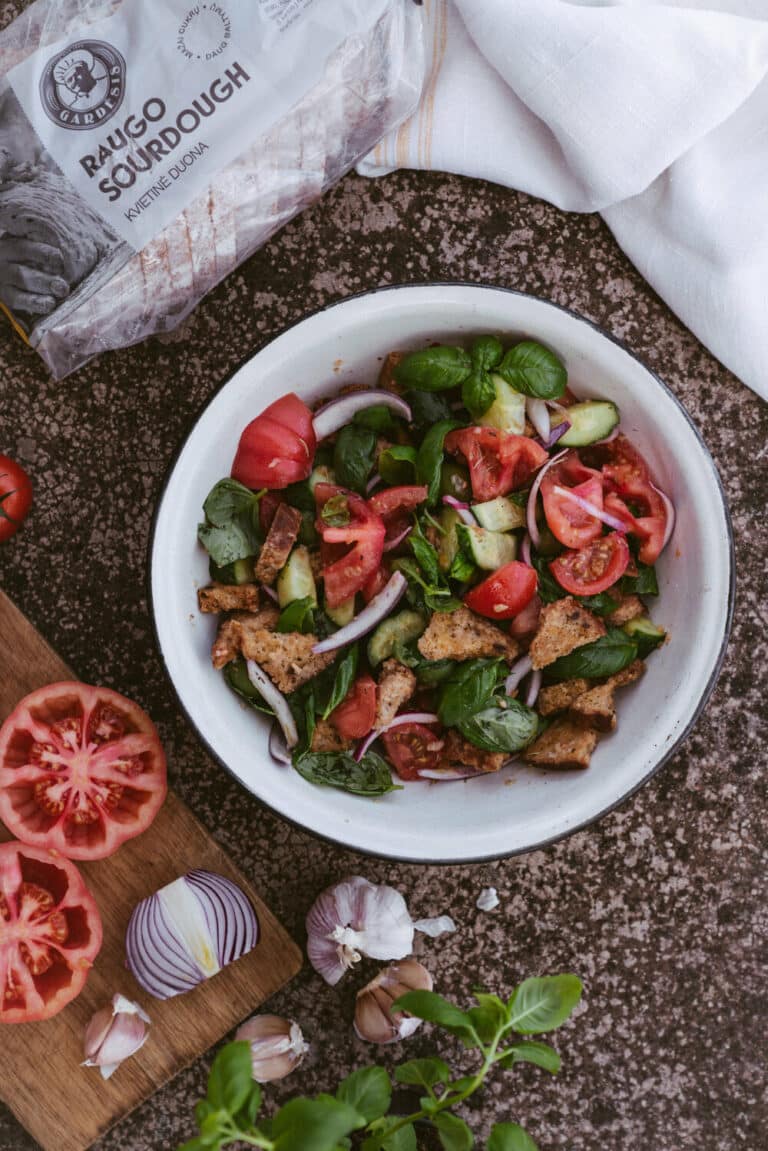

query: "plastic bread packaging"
left=0, top=0, right=425, bottom=378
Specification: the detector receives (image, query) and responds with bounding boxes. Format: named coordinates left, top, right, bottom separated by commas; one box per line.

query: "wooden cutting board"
left=0, top=590, right=303, bottom=1151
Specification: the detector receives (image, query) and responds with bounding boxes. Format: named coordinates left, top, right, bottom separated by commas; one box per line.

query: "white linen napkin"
left=359, top=0, right=768, bottom=402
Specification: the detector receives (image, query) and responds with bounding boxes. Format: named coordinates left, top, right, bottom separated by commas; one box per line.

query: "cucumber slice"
left=308, top=465, right=336, bottom=493
left=477, top=374, right=526, bottom=435
left=326, top=595, right=355, bottom=627
left=367, top=610, right=426, bottom=667
left=277, top=546, right=317, bottom=607
left=437, top=507, right=463, bottom=572
left=623, top=616, right=666, bottom=658
left=552, top=401, right=619, bottom=447
left=209, top=557, right=255, bottom=585
left=456, top=524, right=517, bottom=571
left=472, top=496, right=526, bottom=532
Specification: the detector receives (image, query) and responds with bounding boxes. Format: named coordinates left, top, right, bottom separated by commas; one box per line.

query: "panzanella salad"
left=196, top=336, right=673, bottom=797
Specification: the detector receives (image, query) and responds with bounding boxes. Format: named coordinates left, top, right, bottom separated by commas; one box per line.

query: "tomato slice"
left=315, top=483, right=385, bottom=608
left=549, top=533, right=630, bottom=595
left=362, top=565, right=390, bottom=603
left=445, top=428, right=547, bottom=501
left=0, top=841, right=102, bottom=1022
left=541, top=468, right=605, bottom=549
left=0, top=682, right=167, bottom=861
left=0, top=455, right=32, bottom=543
left=381, top=722, right=445, bottom=781
left=604, top=493, right=666, bottom=566
left=232, top=393, right=316, bottom=491
left=329, top=675, right=377, bottom=740
left=594, top=435, right=669, bottom=564
left=463, top=561, right=538, bottom=620
left=261, top=393, right=316, bottom=456
left=368, top=485, right=428, bottom=519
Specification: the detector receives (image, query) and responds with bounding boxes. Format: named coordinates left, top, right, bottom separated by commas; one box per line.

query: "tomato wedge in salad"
left=549, top=533, right=630, bottom=596
left=0, top=455, right=33, bottom=543
left=541, top=455, right=605, bottom=550
left=445, top=428, right=547, bottom=502
left=315, top=483, right=386, bottom=607
left=0, top=841, right=102, bottom=1022
left=463, top=561, right=538, bottom=620
left=589, top=435, right=669, bottom=565
left=329, top=675, right=377, bottom=740
left=231, top=393, right=316, bottom=489
left=0, top=682, right=167, bottom=861
left=380, top=723, right=445, bottom=782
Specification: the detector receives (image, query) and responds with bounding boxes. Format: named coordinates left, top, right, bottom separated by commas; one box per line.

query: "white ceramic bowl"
left=150, top=285, right=734, bottom=862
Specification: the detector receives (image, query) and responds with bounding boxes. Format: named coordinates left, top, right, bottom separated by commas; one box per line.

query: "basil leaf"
left=298, top=509, right=319, bottom=547
left=379, top=444, right=417, bottom=486
left=449, top=550, right=476, bottom=583
left=621, top=562, right=659, bottom=596
left=458, top=699, right=540, bottom=753
left=416, top=418, right=463, bottom=506
left=395, top=1057, right=452, bottom=1089
left=487, top=1122, right=539, bottom=1151
left=282, top=478, right=316, bottom=512
left=405, top=389, right=454, bottom=429
left=334, top=425, right=377, bottom=494
left=462, top=369, right=496, bottom=419
left=354, top=405, right=398, bottom=432
left=394, top=346, right=472, bottom=391
left=336, top=1067, right=391, bottom=1123
left=277, top=596, right=315, bottom=634
left=271, top=1098, right=365, bottom=1151
left=321, top=643, right=359, bottom=720
left=471, top=334, right=503, bottom=372
left=198, top=478, right=262, bottom=565
left=321, top=494, right=351, bottom=527
left=392, top=642, right=457, bottom=684
left=206, top=1041, right=253, bottom=1115
left=203, top=478, right=261, bottom=526
left=498, top=1040, right=561, bottom=1074
left=497, top=341, right=567, bottom=400
left=546, top=627, right=638, bottom=680
left=433, top=1112, right=473, bottom=1151
left=410, top=520, right=442, bottom=585
left=223, top=659, right=275, bottom=714
left=390, top=991, right=477, bottom=1041
left=293, top=750, right=400, bottom=796
left=197, top=520, right=257, bottom=567
left=578, top=591, right=620, bottom=618
left=438, top=659, right=503, bottom=726
left=508, top=974, right=583, bottom=1034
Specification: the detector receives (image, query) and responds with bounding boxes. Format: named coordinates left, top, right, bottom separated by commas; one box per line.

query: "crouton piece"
left=198, top=582, right=260, bottom=614
left=378, top=351, right=404, bottom=392
left=310, top=719, right=352, bottom=754
left=376, top=659, right=417, bottom=728
left=253, top=503, right=302, bottom=585
left=309, top=550, right=324, bottom=582
left=211, top=607, right=280, bottom=669
left=524, top=718, right=598, bottom=770
left=237, top=627, right=335, bottom=693
left=442, top=729, right=506, bottom=775
left=569, top=683, right=616, bottom=732
left=417, top=606, right=520, bottom=662
left=606, top=594, right=645, bottom=626
left=608, top=659, right=645, bottom=689
left=529, top=597, right=605, bottom=669
left=538, top=678, right=590, bottom=716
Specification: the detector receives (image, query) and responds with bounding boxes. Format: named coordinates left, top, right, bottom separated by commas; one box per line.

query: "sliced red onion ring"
left=383, top=524, right=412, bottom=552
left=366, top=473, right=382, bottom=494
left=313, top=392, right=411, bottom=441
left=246, top=660, right=299, bottom=748
left=551, top=484, right=627, bottom=533
left=355, top=711, right=440, bottom=761
left=526, top=397, right=550, bottom=442
left=269, top=721, right=292, bottom=765
left=520, top=532, right=532, bottom=567
left=525, top=669, right=543, bottom=708
left=525, top=448, right=568, bottom=549
left=594, top=426, right=620, bottom=445
left=442, top=495, right=477, bottom=526
left=651, top=482, right=676, bottom=551
left=505, top=655, right=532, bottom=695
left=418, top=766, right=491, bottom=781
left=261, top=585, right=279, bottom=603
left=545, top=421, right=571, bottom=448
left=312, top=572, right=407, bottom=655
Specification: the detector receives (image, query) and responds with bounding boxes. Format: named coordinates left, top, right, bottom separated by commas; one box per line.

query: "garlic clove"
left=83, top=994, right=150, bottom=1080
left=235, top=1014, right=309, bottom=1082
left=306, top=876, right=415, bottom=985
left=354, top=960, right=433, bottom=1046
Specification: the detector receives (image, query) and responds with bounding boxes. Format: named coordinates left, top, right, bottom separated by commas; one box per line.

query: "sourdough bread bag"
left=0, top=0, right=424, bottom=377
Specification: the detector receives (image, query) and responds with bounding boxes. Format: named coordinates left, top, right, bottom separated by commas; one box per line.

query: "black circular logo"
left=39, top=39, right=126, bottom=131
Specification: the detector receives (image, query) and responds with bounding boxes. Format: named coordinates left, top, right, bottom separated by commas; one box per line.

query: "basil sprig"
left=497, top=340, right=567, bottom=400
left=462, top=334, right=504, bottom=419
left=458, top=699, right=540, bottom=754
left=197, top=477, right=263, bottom=566
left=416, top=418, right=463, bottom=505
left=546, top=628, right=638, bottom=681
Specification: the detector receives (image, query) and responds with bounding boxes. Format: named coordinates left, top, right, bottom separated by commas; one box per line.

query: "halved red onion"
left=526, top=397, right=550, bottom=442
left=313, top=392, right=411, bottom=441
left=366, top=473, right=383, bottom=494
left=505, top=655, right=532, bottom=695
left=246, top=660, right=299, bottom=748
left=383, top=524, right=412, bottom=552
left=520, top=532, right=532, bottom=567
left=355, top=711, right=440, bottom=761
left=126, top=871, right=259, bottom=999
left=551, top=484, right=627, bottom=533
left=525, top=448, right=569, bottom=549
left=525, top=669, right=543, bottom=708
left=269, top=721, right=292, bottom=765
left=312, top=572, right=407, bottom=655
left=442, top=495, right=477, bottom=526
left=651, top=482, right=676, bottom=551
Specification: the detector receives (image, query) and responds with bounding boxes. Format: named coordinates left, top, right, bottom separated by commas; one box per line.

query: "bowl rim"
left=147, top=281, right=736, bottom=865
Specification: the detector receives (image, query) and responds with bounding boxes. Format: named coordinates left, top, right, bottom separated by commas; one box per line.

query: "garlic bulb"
left=82, top=994, right=150, bottom=1079
left=306, top=875, right=414, bottom=986
left=354, top=959, right=433, bottom=1045
left=235, top=1014, right=309, bottom=1082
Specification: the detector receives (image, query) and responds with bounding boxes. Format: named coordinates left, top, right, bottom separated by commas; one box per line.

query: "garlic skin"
left=413, top=915, right=457, bottom=938
left=476, top=887, right=500, bottom=912
left=306, top=875, right=414, bottom=986
left=83, top=994, right=150, bottom=1080
left=354, top=959, right=433, bottom=1045
left=235, top=1014, right=309, bottom=1082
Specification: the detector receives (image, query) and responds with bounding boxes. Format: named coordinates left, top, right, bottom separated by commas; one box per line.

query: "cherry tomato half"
left=463, top=561, right=538, bottom=620
left=329, top=675, right=377, bottom=740
left=0, top=841, right=102, bottom=1022
left=315, top=483, right=385, bottom=608
left=549, top=532, right=630, bottom=596
left=381, top=722, right=445, bottom=781
left=0, top=455, right=32, bottom=543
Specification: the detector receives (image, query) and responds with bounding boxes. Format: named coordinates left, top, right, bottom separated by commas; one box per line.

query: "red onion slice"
left=551, top=485, right=627, bottom=533
left=366, top=473, right=383, bottom=494
left=520, top=532, right=532, bottom=567
left=355, top=711, right=440, bottom=761
left=525, top=448, right=569, bottom=549
left=651, top=482, right=676, bottom=551
left=261, top=585, right=279, bottom=602
left=418, top=765, right=492, bottom=781
left=269, top=721, right=292, bottom=765
left=545, top=421, right=571, bottom=448
left=525, top=669, right=543, bottom=708
left=442, top=495, right=477, bottom=526
left=526, top=397, right=551, bottom=442
left=383, top=524, right=412, bottom=552
left=312, top=572, right=407, bottom=655
left=594, top=426, right=620, bottom=445
left=505, top=655, right=532, bottom=695
left=313, top=392, right=412, bottom=441
left=246, top=660, right=299, bottom=748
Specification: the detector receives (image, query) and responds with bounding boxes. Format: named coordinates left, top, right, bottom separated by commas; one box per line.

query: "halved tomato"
left=549, top=532, right=630, bottom=596
left=445, top=428, right=547, bottom=501
left=589, top=435, right=669, bottom=564
left=0, top=683, right=167, bottom=861
left=262, top=393, right=316, bottom=451
left=0, top=841, right=102, bottom=1022
left=231, top=393, right=316, bottom=490
left=464, top=561, right=538, bottom=620
left=0, top=455, right=32, bottom=543
left=329, top=676, right=377, bottom=740
left=315, top=483, right=385, bottom=608
left=540, top=453, right=605, bottom=550
left=381, top=723, right=445, bottom=782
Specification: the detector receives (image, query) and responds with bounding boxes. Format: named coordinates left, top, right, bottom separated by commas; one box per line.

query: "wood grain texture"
left=0, top=589, right=302, bottom=1151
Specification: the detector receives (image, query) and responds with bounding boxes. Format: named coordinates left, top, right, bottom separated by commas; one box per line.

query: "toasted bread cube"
left=376, top=659, right=417, bottom=729
left=442, top=730, right=506, bottom=775
left=198, top=583, right=261, bottom=614
left=608, top=659, right=646, bottom=689
left=569, top=683, right=616, bottom=732
left=537, top=678, right=590, bottom=716
left=310, top=719, right=352, bottom=754
left=524, top=717, right=598, bottom=770
left=529, top=597, right=605, bottom=669
left=417, top=606, right=520, bottom=663
left=378, top=351, right=405, bottom=392
left=211, top=607, right=280, bottom=669
left=606, top=595, right=645, bottom=626
left=237, top=627, right=335, bottom=694
left=253, top=503, right=302, bottom=586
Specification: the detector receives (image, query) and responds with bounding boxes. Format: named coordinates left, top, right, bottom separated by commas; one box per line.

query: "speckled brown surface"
left=0, top=154, right=766, bottom=1151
